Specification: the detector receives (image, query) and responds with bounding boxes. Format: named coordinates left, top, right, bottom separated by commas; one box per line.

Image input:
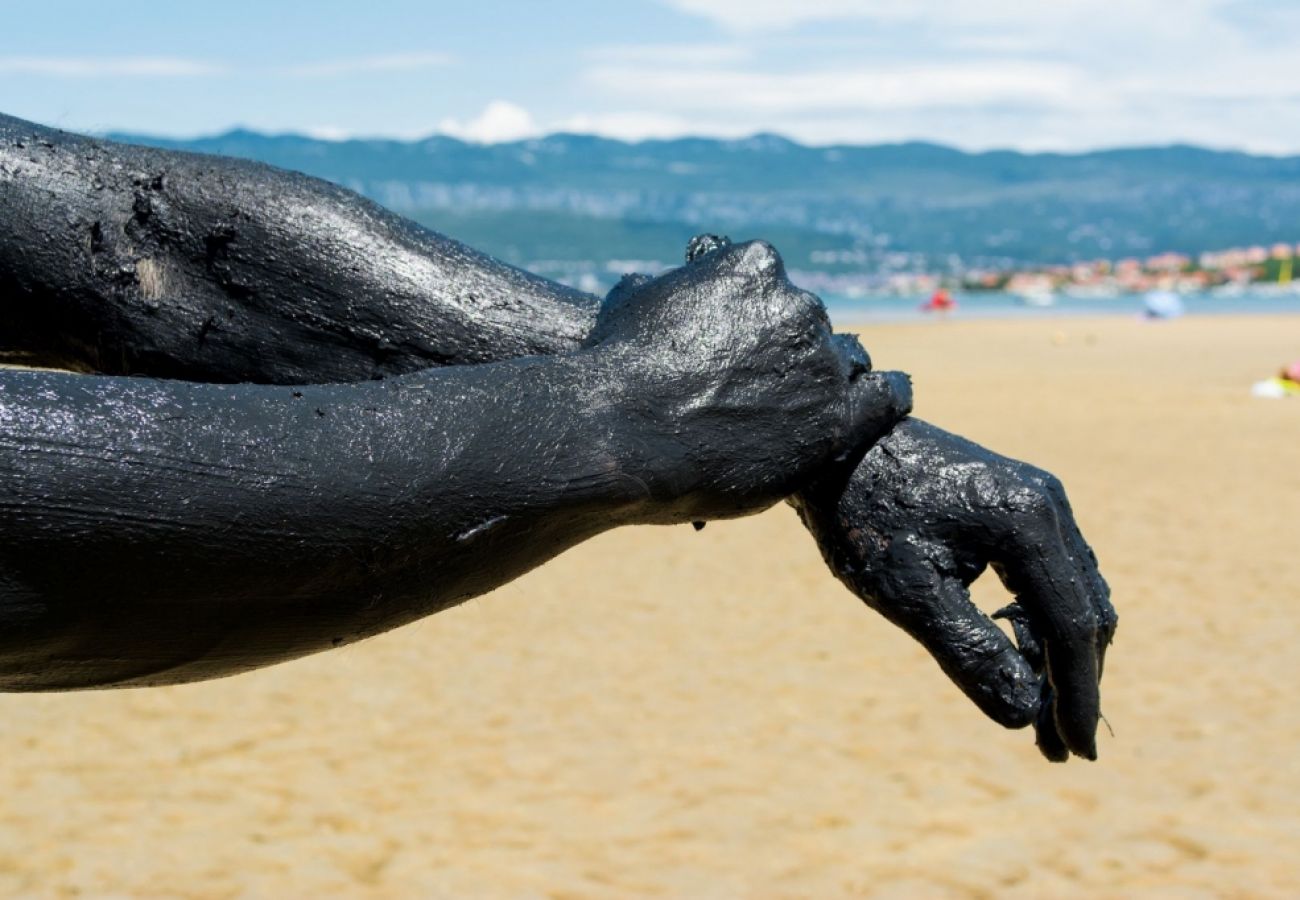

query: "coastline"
left=824, top=288, right=1300, bottom=325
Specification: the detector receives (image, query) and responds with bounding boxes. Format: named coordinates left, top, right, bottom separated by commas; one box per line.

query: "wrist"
left=584, top=344, right=705, bottom=524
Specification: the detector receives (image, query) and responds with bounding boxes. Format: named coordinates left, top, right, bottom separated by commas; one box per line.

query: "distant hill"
left=108, top=128, right=1300, bottom=285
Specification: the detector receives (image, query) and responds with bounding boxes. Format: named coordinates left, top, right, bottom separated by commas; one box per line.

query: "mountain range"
left=109, top=128, right=1300, bottom=286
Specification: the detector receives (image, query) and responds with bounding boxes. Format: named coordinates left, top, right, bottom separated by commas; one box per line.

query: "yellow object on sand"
left=1252, top=376, right=1300, bottom=398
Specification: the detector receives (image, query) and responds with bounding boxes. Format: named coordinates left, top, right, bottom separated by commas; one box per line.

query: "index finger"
left=870, top=542, right=1042, bottom=729
left=992, top=530, right=1103, bottom=760
left=1043, top=478, right=1118, bottom=676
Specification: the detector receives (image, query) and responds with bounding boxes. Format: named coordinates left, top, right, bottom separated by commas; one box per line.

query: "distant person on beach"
left=921, top=288, right=956, bottom=315
left=1253, top=359, right=1300, bottom=397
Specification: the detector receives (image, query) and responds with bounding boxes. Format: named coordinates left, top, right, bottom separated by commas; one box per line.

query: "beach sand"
left=1, top=313, right=1297, bottom=897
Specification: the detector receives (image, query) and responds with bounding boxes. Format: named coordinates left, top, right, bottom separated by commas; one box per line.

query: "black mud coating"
left=0, top=116, right=1113, bottom=762
left=0, top=113, right=597, bottom=381
left=792, top=420, right=1116, bottom=761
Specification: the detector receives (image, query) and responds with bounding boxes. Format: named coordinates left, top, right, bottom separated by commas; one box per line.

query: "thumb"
left=838, top=368, right=913, bottom=465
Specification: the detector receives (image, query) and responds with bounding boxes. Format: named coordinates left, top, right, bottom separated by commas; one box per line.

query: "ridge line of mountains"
left=108, top=128, right=1300, bottom=287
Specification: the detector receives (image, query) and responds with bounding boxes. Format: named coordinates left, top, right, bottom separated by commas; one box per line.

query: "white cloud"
left=437, top=105, right=709, bottom=144
left=418, top=38, right=1300, bottom=152
left=587, top=61, right=1088, bottom=114
left=571, top=1, right=1300, bottom=151
left=581, top=47, right=1300, bottom=150
left=282, top=53, right=453, bottom=78
left=438, top=101, right=541, bottom=143
left=585, top=43, right=751, bottom=66
left=554, top=111, right=700, bottom=141
left=302, top=125, right=353, bottom=141
left=0, top=56, right=224, bottom=77
left=660, top=0, right=914, bottom=31
left=0, top=52, right=453, bottom=80
left=660, top=0, right=1221, bottom=33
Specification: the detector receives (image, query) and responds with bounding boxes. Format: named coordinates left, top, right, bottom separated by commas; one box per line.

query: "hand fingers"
left=993, top=603, right=1043, bottom=669
left=1061, top=527, right=1116, bottom=680
left=1040, top=477, right=1118, bottom=677
left=995, top=603, right=1073, bottom=762
left=1034, top=474, right=1118, bottom=762
left=992, top=526, right=1103, bottom=760
left=1045, top=625, right=1100, bottom=760
left=1034, top=681, right=1071, bottom=762
left=872, top=539, right=1040, bottom=728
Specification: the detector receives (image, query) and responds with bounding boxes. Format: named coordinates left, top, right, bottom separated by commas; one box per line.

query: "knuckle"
left=1003, top=465, right=1069, bottom=525
left=1020, top=464, right=1061, bottom=495
left=1039, top=471, right=1066, bottom=499
left=1007, top=483, right=1058, bottom=524
left=738, top=239, right=782, bottom=275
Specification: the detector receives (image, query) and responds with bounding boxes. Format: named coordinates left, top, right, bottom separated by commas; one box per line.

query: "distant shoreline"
left=823, top=289, right=1300, bottom=325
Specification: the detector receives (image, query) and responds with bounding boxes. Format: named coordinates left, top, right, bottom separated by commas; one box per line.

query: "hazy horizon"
left=96, top=120, right=1300, bottom=159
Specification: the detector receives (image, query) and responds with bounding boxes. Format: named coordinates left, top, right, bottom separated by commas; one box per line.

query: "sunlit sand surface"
left=2, top=314, right=1297, bottom=896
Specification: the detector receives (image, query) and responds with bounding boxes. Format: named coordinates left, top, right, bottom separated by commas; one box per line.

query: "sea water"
left=821, top=289, right=1300, bottom=324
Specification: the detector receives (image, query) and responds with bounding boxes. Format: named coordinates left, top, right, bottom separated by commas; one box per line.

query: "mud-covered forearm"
left=0, top=347, right=672, bottom=691
left=0, top=113, right=597, bottom=382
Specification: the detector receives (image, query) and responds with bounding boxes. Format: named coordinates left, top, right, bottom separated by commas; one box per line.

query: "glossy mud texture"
left=0, top=115, right=1111, bottom=760
left=0, top=224, right=909, bottom=690
left=0, top=113, right=596, bottom=380
left=793, top=420, right=1117, bottom=760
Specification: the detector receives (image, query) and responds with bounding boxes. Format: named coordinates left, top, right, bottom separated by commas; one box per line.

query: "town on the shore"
left=791, top=241, right=1300, bottom=299
left=964, top=241, right=1299, bottom=298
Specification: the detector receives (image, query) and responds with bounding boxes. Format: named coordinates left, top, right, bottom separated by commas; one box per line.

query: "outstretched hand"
left=792, top=418, right=1116, bottom=761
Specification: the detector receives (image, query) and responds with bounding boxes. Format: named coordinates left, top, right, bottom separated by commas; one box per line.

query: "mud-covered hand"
left=792, top=418, right=1116, bottom=761
left=588, top=238, right=911, bottom=523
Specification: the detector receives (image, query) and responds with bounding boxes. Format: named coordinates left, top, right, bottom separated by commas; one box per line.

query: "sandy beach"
left=0, top=312, right=1296, bottom=897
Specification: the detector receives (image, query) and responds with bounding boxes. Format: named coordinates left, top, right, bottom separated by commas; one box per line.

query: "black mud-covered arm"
left=0, top=353, right=642, bottom=690
left=0, top=241, right=904, bottom=691
left=1, top=115, right=1112, bottom=763
left=0, top=112, right=597, bottom=380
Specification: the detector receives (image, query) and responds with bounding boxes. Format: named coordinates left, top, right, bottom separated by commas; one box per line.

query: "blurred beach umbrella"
left=1143, top=290, right=1185, bottom=320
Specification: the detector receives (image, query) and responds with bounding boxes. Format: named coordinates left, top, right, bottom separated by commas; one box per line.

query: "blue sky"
left=4, top=0, right=1299, bottom=152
